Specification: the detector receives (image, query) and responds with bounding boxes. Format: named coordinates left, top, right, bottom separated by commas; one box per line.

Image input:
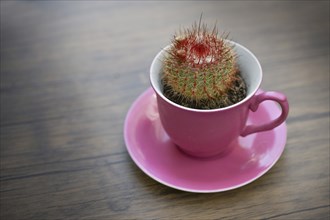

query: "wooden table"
left=1, top=1, right=329, bottom=219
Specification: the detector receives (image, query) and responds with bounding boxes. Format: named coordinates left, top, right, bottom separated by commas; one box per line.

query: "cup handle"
left=241, top=91, right=289, bottom=137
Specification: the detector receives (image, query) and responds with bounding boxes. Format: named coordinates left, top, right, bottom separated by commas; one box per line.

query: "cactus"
left=162, top=22, right=246, bottom=109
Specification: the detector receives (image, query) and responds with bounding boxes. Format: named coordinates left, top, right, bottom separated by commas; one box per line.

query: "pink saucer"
left=124, top=88, right=287, bottom=193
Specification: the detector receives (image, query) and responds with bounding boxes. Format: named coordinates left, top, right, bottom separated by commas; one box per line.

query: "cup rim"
left=150, top=40, right=262, bottom=112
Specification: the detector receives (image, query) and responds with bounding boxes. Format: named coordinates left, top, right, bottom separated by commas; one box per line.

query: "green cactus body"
left=162, top=23, right=246, bottom=109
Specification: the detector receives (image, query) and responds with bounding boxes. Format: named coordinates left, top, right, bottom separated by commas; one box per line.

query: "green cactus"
left=162, top=22, right=246, bottom=109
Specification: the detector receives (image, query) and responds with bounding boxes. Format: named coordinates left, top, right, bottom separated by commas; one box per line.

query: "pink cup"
left=150, top=41, right=289, bottom=158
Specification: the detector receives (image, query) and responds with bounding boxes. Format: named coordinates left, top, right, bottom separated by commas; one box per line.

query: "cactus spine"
left=162, top=22, right=246, bottom=109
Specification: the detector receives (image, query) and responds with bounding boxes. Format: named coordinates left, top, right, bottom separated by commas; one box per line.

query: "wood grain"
left=1, top=1, right=329, bottom=219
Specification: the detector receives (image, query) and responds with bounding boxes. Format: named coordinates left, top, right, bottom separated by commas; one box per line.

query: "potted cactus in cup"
left=162, top=21, right=247, bottom=109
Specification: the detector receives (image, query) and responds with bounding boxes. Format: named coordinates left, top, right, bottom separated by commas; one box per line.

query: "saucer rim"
left=124, top=87, right=287, bottom=193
